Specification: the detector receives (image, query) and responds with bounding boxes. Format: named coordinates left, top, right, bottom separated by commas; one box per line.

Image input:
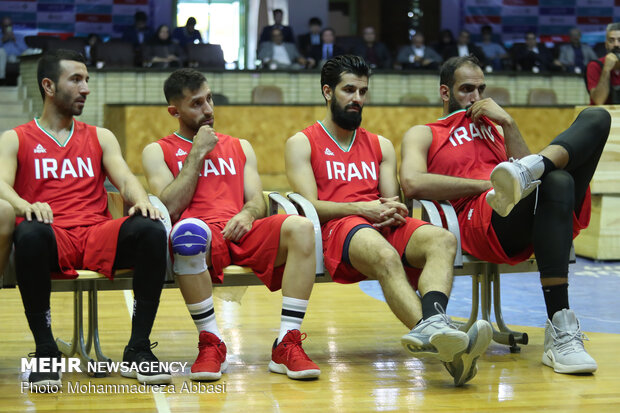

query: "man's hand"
left=222, top=210, right=254, bottom=242
left=358, top=197, right=408, bottom=227
left=192, top=125, right=219, bottom=159
left=128, top=199, right=163, bottom=220
left=20, top=201, right=54, bottom=224
left=467, top=97, right=512, bottom=127
left=603, top=52, right=620, bottom=72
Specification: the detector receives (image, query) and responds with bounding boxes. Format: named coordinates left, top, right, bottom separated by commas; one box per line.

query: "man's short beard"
left=447, top=91, right=463, bottom=113
left=330, top=99, right=362, bottom=130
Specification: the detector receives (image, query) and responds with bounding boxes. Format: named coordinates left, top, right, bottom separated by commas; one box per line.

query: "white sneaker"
left=443, top=319, right=493, bottom=386
left=401, top=303, right=469, bottom=362
left=542, top=309, right=597, bottom=374
left=486, top=154, right=543, bottom=217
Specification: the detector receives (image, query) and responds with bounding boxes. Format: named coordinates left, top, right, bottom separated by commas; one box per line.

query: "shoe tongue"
left=284, top=329, right=301, bottom=342
left=552, top=309, right=578, bottom=332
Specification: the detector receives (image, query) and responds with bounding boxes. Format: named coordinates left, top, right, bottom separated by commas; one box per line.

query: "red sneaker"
left=190, top=331, right=227, bottom=381
left=269, top=330, right=320, bottom=379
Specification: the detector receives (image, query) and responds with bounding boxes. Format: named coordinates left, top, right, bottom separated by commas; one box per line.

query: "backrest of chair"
left=47, top=37, right=86, bottom=55
left=186, top=43, right=225, bottom=69
left=484, top=86, right=511, bottom=105
left=24, top=35, right=57, bottom=51
left=212, top=93, right=229, bottom=105
left=251, top=85, right=283, bottom=104
left=399, top=94, right=430, bottom=105
left=93, top=42, right=135, bottom=67
left=527, top=88, right=558, bottom=105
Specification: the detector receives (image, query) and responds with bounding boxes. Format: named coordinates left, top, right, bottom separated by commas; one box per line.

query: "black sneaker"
left=121, top=341, right=172, bottom=384
left=27, top=348, right=63, bottom=391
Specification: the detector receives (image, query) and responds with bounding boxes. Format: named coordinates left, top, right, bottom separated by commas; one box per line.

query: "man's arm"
left=285, top=132, right=396, bottom=225
left=400, top=125, right=491, bottom=200
left=221, top=139, right=266, bottom=242
left=467, top=97, right=530, bottom=159
left=0, top=130, right=54, bottom=223
left=98, top=127, right=161, bottom=220
left=589, top=54, right=619, bottom=105
left=142, top=125, right=218, bottom=222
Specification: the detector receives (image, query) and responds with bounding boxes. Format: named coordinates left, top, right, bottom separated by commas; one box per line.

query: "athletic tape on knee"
left=170, top=218, right=211, bottom=275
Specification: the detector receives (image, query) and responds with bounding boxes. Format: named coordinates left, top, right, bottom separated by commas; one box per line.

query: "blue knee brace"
left=170, top=218, right=211, bottom=275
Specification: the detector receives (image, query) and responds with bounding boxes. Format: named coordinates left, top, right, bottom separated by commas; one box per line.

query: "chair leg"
left=491, top=271, right=528, bottom=353
left=88, top=282, right=112, bottom=376
left=456, top=274, right=480, bottom=332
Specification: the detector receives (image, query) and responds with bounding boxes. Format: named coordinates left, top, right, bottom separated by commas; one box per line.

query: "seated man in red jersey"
left=285, top=55, right=492, bottom=387
left=0, top=199, right=14, bottom=276
left=400, top=55, right=611, bottom=375
left=0, top=49, right=170, bottom=389
left=142, top=69, right=320, bottom=381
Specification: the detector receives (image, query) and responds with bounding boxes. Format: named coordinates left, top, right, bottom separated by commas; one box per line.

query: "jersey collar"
left=437, top=109, right=466, bottom=121
left=318, top=120, right=356, bottom=152
left=34, top=117, right=75, bottom=147
left=174, top=131, right=193, bottom=144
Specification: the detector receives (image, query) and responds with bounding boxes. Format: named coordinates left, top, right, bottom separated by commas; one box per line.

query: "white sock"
left=186, top=296, right=220, bottom=338
left=279, top=296, right=309, bottom=343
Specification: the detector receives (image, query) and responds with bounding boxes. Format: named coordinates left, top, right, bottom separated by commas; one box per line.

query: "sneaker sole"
left=121, top=370, right=173, bottom=385
left=29, top=374, right=62, bottom=390
left=488, top=166, right=521, bottom=217
left=401, top=331, right=469, bottom=362
left=190, top=361, right=228, bottom=381
left=542, top=351, right=598, bottom=374
left=453, top=320, right=493, bottom=386
left=268, top=360, right=321, bottom=379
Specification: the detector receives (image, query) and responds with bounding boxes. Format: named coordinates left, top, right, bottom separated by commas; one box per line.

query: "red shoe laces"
left=284, top=332, right=311, bottom=361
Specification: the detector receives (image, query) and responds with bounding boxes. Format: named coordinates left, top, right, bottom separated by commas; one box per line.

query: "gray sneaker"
left=443, top=320, right=493, bottom=386
left=486, top=154, right=543, bottom=217
left=401, top=303, right=469, bottom=362
left=542, top=309, right=597, bottom=374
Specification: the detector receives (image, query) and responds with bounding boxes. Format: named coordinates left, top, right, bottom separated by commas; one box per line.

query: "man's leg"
left=269, top=216, right=320, bottom=379
left=170, top=218, right=226, bottom=381
left=487, top=107, right=611, bottom=217
left=0, top=199, right=15, bottom=274
left=113, top=215, right=169, bottom=384
left=13, top=220, right=62, bottom=387
left=347, top=225, right=470, bottom=364
left=401, top=224, right=492, bottom=386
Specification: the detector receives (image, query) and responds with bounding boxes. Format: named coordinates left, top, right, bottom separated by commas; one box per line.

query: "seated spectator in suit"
left=476, top=25, right=509, bottom=71
left=0, top=16, right=27, bottom=83
left=84, top=33, right=101, bottom=66
left=259, top=9, right=295, bottom=45
left=144, top=25, right=184, bottom=68
left=258, top=28, right=307, bottom=69
left=308, top=28, right=345, bottom=68
left=558, top=27, right=598, bottom=73
left=352, top=26, right=391, bottom=69
left=298, top=17, right=322, bottom=57
left=122, top=11, right=153, bottom=47
left=432, top=29, right=455, bottom=58
left=396, top=32, right=442, bottom=70
left=172, top=17, right=202, bottom=48
left=443, top=30, right=486, bottom=66
left=515, top=32, right=561, bottom=72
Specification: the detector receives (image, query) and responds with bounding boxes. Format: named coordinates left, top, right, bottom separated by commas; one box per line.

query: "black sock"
left=541, top=156, right=556, bottom=179
left=542, top=283, right=569, bottom=320
left=421, top=291, right=449, bottom=320
left=128, top=299, right=160, bottom=348
left=25, top=309, right=57, bottom=352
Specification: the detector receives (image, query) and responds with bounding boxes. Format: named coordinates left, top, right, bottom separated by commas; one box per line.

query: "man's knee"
left=14, top=221, right=54, bottom=252
left=581, top=107, right=611, bottom=133
left=170, top=218, right=211, bottom=275
left=413, top=225, right=457, bottom=257
left=540, top=170, right=574, bottom=207
left=281, top=216, right=315, bottom=254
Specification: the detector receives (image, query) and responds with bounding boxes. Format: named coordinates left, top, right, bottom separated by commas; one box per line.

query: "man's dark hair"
left=439, top=55, right=481, bottom=88
left=135, top=11, right=147, bottom=23
left=320, top=55, right=371, bottom=101
left=273, top=9, right=283, bottom=16
left=309, top=17, right=322, bottom=26
left=37, top=49, right=86, bottom=100
left=164, top=68, right=207, bottom=103
left=187, top=17, right=197, bottom=26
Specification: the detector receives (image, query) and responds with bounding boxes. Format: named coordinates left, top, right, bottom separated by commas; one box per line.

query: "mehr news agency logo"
left=20, top=357, right=227, bottom=394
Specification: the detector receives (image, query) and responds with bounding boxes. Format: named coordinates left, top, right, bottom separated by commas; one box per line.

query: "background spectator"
left=84, top=33, right=101, bottom=66
left=432, top=29, right=455, bottom=58
left=308, top=28, right=344, bottom=68
left=558, top=27, right=598, bottom=73
left=259, top=9, right=294, bottom=45
left=258, top=27, right=306, bottom=70
left=144, top=25, right=184, bottom=68
left=396, top=32, right=442, bottom=70
left=298, top=17, right=322, bottom=57
left=122, top=11, right=153, bottom=47
left=477, top=25, right=509, bottom=71
left=442, top=30, right=486, bottom=66
left=514, top=32, right=560, bottom=72
left=0, top=16, right=27, bottom=84
left=353, top=26, right=391, bottom=69
left=172, top=17, right=202, bottom=48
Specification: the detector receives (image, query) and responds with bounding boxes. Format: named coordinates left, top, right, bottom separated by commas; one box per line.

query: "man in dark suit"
left=442, top=30, right=486, bottom=67
left=515, top=32, right=561, bottom=72
left=259, top=9, right=294, bottom=45
left=353, top=26, right=392, bottom=69
left=308, top=28, right=344, bottom=68
left=298, top=17, right=322, bottom=57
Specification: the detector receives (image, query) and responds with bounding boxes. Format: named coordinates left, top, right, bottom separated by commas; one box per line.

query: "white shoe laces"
left=433, top=302, right=458, bottom=329
left=508, top=157, right=541, bottom=213
left=549, top=320, right=590, bottom=355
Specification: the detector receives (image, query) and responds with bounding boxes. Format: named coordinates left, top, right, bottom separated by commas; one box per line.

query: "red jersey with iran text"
left=426, top=110, right=507, bottom=214
left=157, top=132, right=245, bottom=224
left=13, top=119, right=110, bottom=228
left=303, top=121, right=382, bottom=203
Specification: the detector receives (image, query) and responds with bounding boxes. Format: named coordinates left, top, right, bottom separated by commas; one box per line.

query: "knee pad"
left=170, top=218, right=211, bottom=275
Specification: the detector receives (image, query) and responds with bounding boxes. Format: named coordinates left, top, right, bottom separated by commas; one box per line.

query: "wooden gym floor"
left=1, top=281, right=619, bottom=412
